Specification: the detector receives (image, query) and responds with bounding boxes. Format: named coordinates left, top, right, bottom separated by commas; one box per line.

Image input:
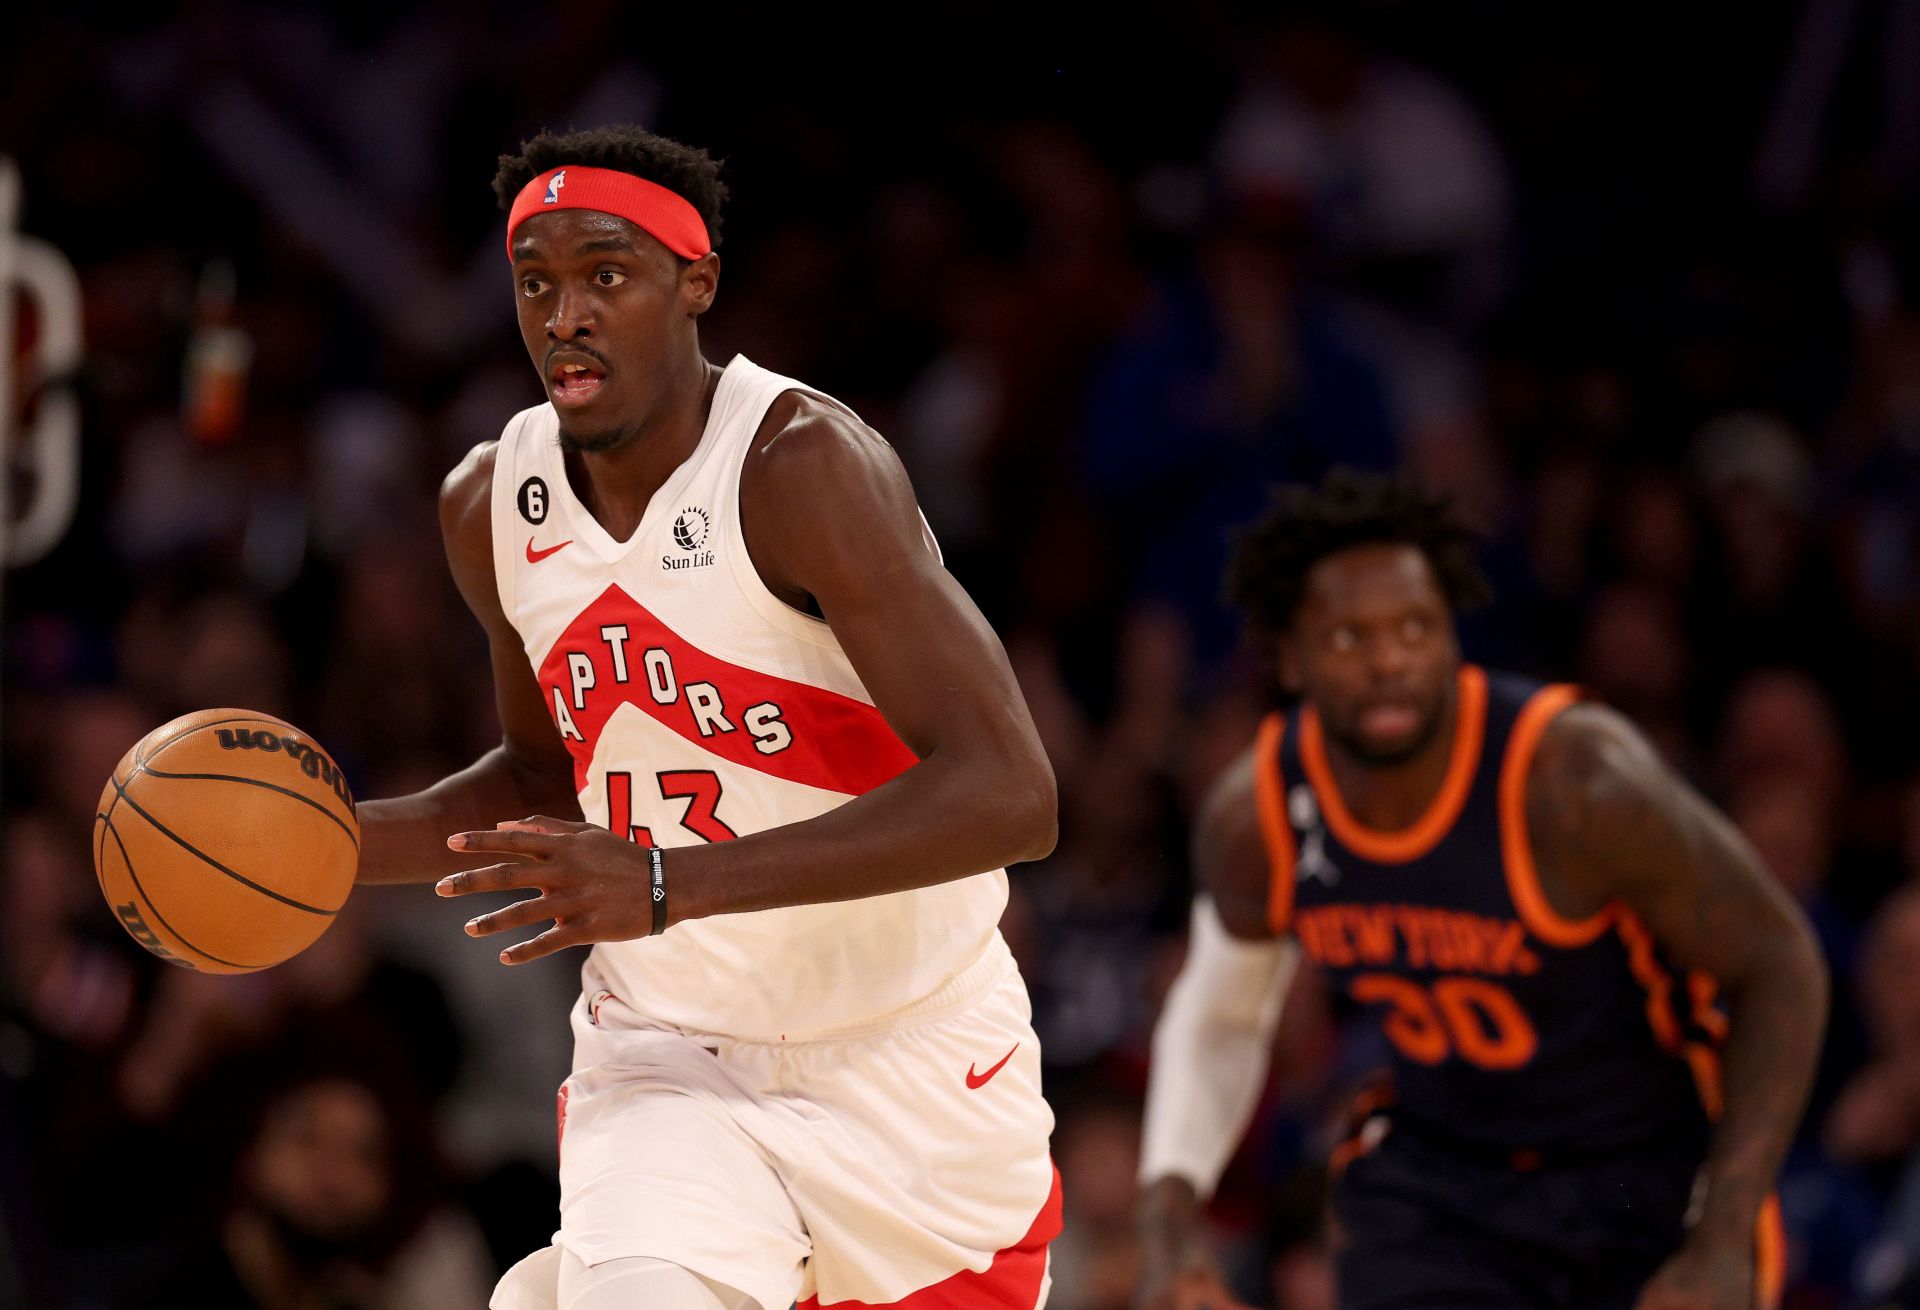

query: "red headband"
left=505, top=165, right=712, bottom=262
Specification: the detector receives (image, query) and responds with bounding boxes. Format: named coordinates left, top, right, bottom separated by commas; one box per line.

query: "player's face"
left=509, top=209, right=718, bottom=454
left=1280, top=542, right=1460, bottom=767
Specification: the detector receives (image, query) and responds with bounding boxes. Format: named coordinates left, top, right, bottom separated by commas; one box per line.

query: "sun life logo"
left=673, top=507, right=710, bottom=551
left=664, top=506, right=715, bottom=571
left=544, top=170, right=567, bottom=205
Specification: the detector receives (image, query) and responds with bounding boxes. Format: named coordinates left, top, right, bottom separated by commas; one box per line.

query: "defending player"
left=350, top=127, right=1061, bottom=1310
left=1137, top=473, right=1827, bottom=1310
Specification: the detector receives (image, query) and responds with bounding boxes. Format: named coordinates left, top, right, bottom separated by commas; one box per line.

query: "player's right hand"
left=1138, top=1267, right=1255, bottom=1310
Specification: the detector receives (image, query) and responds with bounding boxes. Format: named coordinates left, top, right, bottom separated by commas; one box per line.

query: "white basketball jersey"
left=487, top=355, right=1008, bottom=1039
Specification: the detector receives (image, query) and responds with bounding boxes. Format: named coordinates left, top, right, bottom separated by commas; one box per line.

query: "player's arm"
left=1135, top=747, right=1295, bottom=1310
left=1529, top=704, right=1827, bottom=1308
left=353, top=442, right=582, bottom=885
left=438, top=397, right=1056, bottom=952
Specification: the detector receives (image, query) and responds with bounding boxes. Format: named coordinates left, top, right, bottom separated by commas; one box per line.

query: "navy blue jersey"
left=1256, top=666, right=1724, bottom=1153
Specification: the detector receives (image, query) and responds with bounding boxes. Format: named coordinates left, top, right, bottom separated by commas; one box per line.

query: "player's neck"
left=1321, top=684, right=1461, bottom=833
left=569, top=355, right=723, bottom=541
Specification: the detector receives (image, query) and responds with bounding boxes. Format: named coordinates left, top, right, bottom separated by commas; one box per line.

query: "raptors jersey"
left=1258, top=666, right=1723, bottom=1153
left=487, top=355, right=1007, bottom=1039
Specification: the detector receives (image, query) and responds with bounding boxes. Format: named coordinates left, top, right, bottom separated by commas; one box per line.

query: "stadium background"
left=4, top=2, right=1918, bottom=1306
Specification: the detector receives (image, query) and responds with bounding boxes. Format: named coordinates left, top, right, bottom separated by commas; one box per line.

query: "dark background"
left=3, top=2, right=1918, bottom=1306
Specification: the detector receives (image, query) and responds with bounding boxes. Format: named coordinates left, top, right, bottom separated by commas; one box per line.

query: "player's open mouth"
left=551, top=359, right=608, bottom=406
left=1360, top=702, right=1420, bottom=739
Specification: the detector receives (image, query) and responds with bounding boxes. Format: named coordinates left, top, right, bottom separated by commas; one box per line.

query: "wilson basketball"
left=92, top=708, right=359, bottom=973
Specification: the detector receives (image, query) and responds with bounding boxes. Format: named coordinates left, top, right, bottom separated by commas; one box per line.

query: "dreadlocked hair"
left=1226, top=469, right=1493, bottom=634
left=492, top=125, right=728, bottom=252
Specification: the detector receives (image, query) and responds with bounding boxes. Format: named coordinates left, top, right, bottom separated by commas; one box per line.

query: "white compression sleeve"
left=1138, top=896, right=1298, bottom=1199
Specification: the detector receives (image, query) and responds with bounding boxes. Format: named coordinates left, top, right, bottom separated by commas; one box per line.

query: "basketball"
left=92, top=708, right=359, bottom=974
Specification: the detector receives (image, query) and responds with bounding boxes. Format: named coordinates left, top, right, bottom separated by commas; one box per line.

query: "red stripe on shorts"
left=797, top=1164, right=1063, bottom=1309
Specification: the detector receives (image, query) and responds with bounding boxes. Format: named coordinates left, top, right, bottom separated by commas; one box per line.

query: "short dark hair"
left=492, top=125, right=728, bottom=252
left=1226, top=469, right=1493, bottom=634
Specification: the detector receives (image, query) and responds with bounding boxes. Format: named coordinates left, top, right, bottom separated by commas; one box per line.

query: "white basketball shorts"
left=491, top=932, right=1059, bottom=1310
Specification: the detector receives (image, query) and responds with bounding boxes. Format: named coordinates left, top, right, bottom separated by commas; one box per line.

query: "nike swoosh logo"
left=526, top=537, right=572, bottom=563
left=965, top=1043, right=1019, bottom=1090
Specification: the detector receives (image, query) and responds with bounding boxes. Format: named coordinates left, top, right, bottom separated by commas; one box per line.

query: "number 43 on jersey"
left=607, top=769, right=737, bottom=847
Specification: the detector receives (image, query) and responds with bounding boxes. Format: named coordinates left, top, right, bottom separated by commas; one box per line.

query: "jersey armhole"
left=1252, top=712, right=1298, bottom=935
left=722, top=383, right=925, bottom=650
left=1498, top=684, right=1615, bottom=947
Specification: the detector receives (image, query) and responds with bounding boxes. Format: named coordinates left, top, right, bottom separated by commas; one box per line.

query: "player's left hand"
left=1631, top=1236, right=1755, bottom=1310
left=438, top=816, right=659, bottom=964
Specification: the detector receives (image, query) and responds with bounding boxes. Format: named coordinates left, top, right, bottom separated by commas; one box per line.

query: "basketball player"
left=1136, top=473, right=1828, bottom=1310
left=349, top=127, right=1061, bottom=1310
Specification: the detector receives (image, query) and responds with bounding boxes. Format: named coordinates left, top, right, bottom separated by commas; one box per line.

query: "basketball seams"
left=97, top=810, right=268, bottom=971
left=97, top=712, right=358, bottom=972
left=133, top=764, right=361, bottom=851
left=135, top=713, right=291, bottom=766
left=140, top=718, right=357, bottom=832
left=92, top=812, right=111, bottom=901
left=93, top=767, right=130, bottom=901
left=107, top=776, right=344, bottom=916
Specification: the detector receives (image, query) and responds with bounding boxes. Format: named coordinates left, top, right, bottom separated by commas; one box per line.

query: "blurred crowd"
left=4, top=2, right=1919, bottom=1307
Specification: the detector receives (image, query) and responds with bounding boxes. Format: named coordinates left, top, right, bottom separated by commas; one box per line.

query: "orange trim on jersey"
left=1329, top=1084, right=1395, bottom=1180
left=1618, top=917, right=1752, bottom=1273
left=1615, top=911, right=1683, bottom=1049
left=1328, top=1131, right=1373, bottom=1180
left=1756, top=1195, right=1786, bottom=1310
left=1689, top=970, right=1731, bottom=1043
left=1253, top=712, right=1298, bottom=934
left=1498, top=683, right=1616, bottom=948
left=1685, top=1044, right=1726, bottom=1121
left=1346, top=1082, right=1397, bottom=1124
left=1298, top=665, right=1489, bottom=865
left=1617, top=910, right=1728, bottom=1118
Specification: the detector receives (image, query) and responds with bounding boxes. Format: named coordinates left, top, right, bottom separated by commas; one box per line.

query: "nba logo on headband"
left=506, top=165, right=712, bottom=262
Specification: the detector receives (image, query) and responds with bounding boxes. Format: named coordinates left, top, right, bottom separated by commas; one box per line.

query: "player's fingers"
left=499, top=922, right=582, bottom=966
left=436, top=861, right=541, bottom=898
left=498, top=815, right=591, bottom=836
left=463, top=893, right=560, bottom=938
left=447, top=827, right=561, bottom=857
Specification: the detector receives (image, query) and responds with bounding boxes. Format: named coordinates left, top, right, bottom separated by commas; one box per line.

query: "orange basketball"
left=92, top=708, right=359, bottom=973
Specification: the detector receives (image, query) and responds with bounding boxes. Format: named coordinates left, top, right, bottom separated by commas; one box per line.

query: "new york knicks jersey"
left=1257, top=666, right=1723, bottom=1152
left=486, top=355, right=1007, bottom=1040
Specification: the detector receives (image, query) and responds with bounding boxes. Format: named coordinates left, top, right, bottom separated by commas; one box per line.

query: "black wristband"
left=647, top=846, right=667, bottom=936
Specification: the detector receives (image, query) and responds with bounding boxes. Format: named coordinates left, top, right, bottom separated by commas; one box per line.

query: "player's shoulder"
left=1525, top=699, right=1671, bottom=849
left=1531, top=701, right=1656, bottom=788
left=439, top=439, right=497, bottom=532
left=745, top=388, right=904, bottom=496
left=439, top=405, right=552, bottom=525
left=1193, top=738, right=1276, bottom=938
left=1194, top=742, right=1263, bottom=876
left=1199, top=740, right=1261, bottom=831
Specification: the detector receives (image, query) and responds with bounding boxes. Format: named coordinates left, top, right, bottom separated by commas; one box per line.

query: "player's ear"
left=681, top=252, right=720, bottom=317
